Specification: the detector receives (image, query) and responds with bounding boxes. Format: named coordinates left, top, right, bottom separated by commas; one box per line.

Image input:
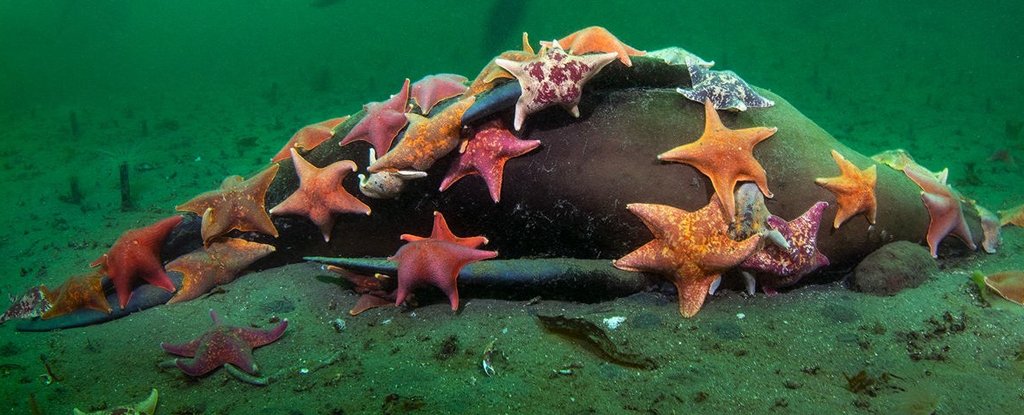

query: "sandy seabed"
left=2, top=242, right=1024, bottom=414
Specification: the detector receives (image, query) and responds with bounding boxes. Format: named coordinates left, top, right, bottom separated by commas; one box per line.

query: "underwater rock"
left=850, top=241, right=937, bottom=296
left=273, top=83, right=981, bottom=265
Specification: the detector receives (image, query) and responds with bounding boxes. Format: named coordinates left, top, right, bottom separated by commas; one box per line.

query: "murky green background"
left=1, top=1, right=1023, bottom=413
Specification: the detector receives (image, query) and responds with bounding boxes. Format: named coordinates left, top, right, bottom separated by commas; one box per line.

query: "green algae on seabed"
left=970, top=271, right=992, bottom=305
left=537, top=314, right=657, bottom=370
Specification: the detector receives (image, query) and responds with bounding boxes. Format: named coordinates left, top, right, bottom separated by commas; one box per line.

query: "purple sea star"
left=741, top=201, right=830, bottom=294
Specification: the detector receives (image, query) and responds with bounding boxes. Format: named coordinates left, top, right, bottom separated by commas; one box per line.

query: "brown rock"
left=851, top=241, right=937, bottom=295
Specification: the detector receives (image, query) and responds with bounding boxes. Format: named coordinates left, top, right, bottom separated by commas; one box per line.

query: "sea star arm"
left=160, top=338, right=202, bottom=357
left=234, top=320, right=289, bottom=348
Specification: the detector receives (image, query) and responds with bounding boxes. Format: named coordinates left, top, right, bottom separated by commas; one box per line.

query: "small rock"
left=851, top=241, right=937, bottom=296
left=602, top=316, right=626, bottom=330
left=331, top=318, right=346, bottom=332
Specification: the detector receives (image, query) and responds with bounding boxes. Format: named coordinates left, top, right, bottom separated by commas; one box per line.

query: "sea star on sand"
left=998, top=202, right=1024, bottom=227
left=160, top=310, right=288, bottom=385
left=40, top=270, right=111, bottom=319
left=390, top=215, right=497, bottom=310
left=326, top=265, right=399, bottom=316
left=981, top=271, right=1024, bottom=305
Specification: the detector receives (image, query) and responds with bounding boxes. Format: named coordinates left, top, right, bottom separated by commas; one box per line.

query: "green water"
left=1, top=1, right=1023, bottom=414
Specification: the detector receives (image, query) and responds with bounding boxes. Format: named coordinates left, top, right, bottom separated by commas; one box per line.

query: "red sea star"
left=165, top=238, right=277, bottom=304
left=390, top=215, right=497, bottom=310
left=176, top=164, right=280, bottom=245
left=269, top=148, right=371, bottom=242
left=495, top=40, right=617, bottom=130
left=160, top=310, right=288, bottom=381
left=270, top=116, right=349, bottom=163
left=400, top=211, right=489, bottom=248
left=439, top=120, right=541, bottom=203
left=391, top=241, right=498, bottom=311
left=340, top=78, right=411, bottom=154
left=91, top=215, right=182, bottom=308
left=326, top=265, right=398, bottom=316
left=411, top=74, right=468, bottom=115
left=613, top=199, right=762, bottom=318
left=657, top=99, right=776, bottom=222
left=903, top=163, right=976, bottom=257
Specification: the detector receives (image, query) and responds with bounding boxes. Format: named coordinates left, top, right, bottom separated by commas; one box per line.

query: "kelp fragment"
left=536, top=314, right=656, bottom=370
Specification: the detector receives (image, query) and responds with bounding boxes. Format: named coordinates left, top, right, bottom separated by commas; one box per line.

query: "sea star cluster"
left=4, top=25, right=1006, bottom=344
